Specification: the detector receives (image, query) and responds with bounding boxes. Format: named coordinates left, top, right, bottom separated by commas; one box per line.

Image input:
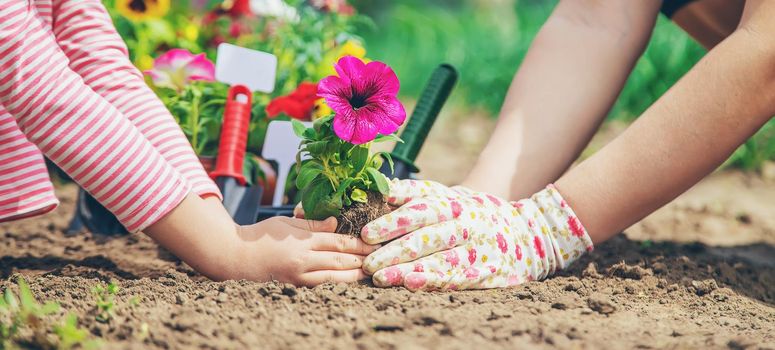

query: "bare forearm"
left=557, top=28, right=775, bottom=243
left=463, top=1, right=660, bottom=198
left=145, top=194, right=241, bottom=280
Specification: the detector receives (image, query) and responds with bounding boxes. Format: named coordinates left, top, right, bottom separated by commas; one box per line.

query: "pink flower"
left=567, top=216, right=586, bottom=238
left=464, top=267, right=479, bottom=279
left=405, top=273, right=427, bottom=290
left=515, top=245, right=522, bottom=260
left=486, top=194, right=502, bottom=206
left=145, top=49, right=215, bottom=91
left=462, top=229, right=469, bottom=240
left=317, top=56, right=406, bottom=144
left=496, top=233, right=508, bottom=254
left=448, top=234, right=457, bottom=248
left=450, top=201, right=463, bottom=218
left=381, top=266, right=403, bottom=286
left=468, top=248, right=477, bottom=265
left=413, top=263, right=424, bottom=272
left=396, top=217, right=411, bottom=228
left=408, top=203, right=427, bottom=211
left=534, top=236, right=546, bottom=259
left=444, top=250, right=460, bottom=267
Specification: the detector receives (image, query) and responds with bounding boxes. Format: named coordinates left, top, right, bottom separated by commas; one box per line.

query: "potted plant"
left=294, top=56, right=406, bottom=236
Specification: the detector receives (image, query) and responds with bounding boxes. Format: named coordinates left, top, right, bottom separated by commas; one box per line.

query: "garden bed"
left=2, top=170, right=773, bottom=349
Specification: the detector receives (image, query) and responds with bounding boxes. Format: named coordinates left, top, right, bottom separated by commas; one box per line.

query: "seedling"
left=54, top=314, right=99, bottom=350
left=92, top=281, right=120, bottom=323
left=0, top=276, right=60, bottom=348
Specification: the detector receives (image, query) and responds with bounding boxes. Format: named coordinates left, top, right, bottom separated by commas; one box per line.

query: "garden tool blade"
left=381, top=64, right=458, bottom=179
left=214, top=44, right=277, bottom=224
left=210, top=85, right=263, bottom=225
left=261, top=121, right=310, bottom=206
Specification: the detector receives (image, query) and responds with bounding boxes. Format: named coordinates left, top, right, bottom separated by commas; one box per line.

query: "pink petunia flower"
left=317, top=56, right=406, bottom=144
left=144, top=49, right=215, bottom=91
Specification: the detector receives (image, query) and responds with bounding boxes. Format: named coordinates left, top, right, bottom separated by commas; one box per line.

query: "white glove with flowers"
left=361, top=179, right=594, bottom=291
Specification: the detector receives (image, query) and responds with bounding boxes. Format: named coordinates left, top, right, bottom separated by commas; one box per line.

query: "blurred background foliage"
left=352, top=0, right=775, bottom=170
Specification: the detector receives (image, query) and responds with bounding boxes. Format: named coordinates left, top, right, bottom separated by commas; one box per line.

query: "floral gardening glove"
left=361, top=182, right=594, bottom=291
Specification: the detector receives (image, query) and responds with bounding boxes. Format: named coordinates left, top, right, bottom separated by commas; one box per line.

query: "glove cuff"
left=528, top=184, right=594, bottom=272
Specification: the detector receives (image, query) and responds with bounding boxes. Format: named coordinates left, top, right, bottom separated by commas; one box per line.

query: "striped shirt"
left=0, top=0, right=221, bottom=232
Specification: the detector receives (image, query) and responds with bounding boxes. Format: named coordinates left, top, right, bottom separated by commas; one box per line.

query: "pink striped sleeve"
left=49, top=0, right=222, bottom=200
left=0, top=1, right=189, bottom=232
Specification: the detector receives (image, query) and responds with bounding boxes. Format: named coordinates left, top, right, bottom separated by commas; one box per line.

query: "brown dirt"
left=2, top=115, right=774, bottom=349
left=336, top=191, right=391, bottom=237
left=2, top=176, right=774, bottom=349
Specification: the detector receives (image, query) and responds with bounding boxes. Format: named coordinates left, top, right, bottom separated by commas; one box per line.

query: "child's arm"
left=556, top=0, right=775, bottom=244
left=49, top=0, right=221, bottom=200
left=0, top=1, right=188, bottom=232
left=0, top=2, right=372, bottom=283
left=462, top=1, right=662, bottom=199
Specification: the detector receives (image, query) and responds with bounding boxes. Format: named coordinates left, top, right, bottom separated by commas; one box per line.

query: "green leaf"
left=304, top=141, right=327, bottom=155
left=313, top=194, right=343, bottom=219
left=301, top=177, right=336, bottom=220
left=295, top=161, right=323, bottom=190
left=303, top=127, right=317, bottom=139
left=366, top=168, right=390, bottom=195
left=17, top=276, right=36, bottom=309
left=350, top=146, right=369, bottom=173
left=350, top=188, right=368, bottom=203
left=4, top=289, right=17, bottom=310
left=373, top=133, right=404, bottom=143
left=373, top=152, right=394, bottom=175
left=313, top=114, right=333, bottom=133
left=41, top=301, right=60, bottom=315
left=291, top=119, right=307, bottom=138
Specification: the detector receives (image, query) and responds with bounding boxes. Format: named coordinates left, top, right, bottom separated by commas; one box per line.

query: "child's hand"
left=361, top=183, right=594, bottom=291
left=233, top=216, right=377, bottom=286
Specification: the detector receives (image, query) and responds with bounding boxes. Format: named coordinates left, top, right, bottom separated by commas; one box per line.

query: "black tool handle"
left=393, top=64, right=458, bottom=166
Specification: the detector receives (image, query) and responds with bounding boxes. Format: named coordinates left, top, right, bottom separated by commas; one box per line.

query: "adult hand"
left=362, top=183, right=593, bottom=291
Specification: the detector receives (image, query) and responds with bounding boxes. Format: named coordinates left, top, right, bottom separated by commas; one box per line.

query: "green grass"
left=354, top=0, right=775, bottom=170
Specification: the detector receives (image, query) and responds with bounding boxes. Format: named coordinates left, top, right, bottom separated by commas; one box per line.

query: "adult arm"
left=462, top=1, right=661, bottom=199
left=556, top=0, right=775, bottom=243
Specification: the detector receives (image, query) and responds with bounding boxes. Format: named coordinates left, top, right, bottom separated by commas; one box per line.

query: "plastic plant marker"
left=216, top=43, right=277, bottom=93
left=262, top=120, right=310, bottom=206
left=210, top=45, right=277, bottom=224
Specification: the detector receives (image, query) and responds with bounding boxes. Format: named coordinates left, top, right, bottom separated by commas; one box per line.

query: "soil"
left=336, top=191, right=392, bottom=237
left=2, top=174, right=774, bottom=349
left=2, top=117, right=775, bottom=349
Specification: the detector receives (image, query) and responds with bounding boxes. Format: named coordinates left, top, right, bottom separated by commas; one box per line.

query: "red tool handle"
left=210, top=85, right=252, bottom=185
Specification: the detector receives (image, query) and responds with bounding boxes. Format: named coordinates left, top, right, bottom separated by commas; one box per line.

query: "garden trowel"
left=381, top=64, right=458, bottom=179
left=211, top=43, right=277, bottom=224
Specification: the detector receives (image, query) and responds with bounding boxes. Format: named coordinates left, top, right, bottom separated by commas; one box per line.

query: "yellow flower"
left=116, top=0, right=170, bottom=22
left=340, top=41, right=366, bottom=59
left=136, top=54, right=154, bottom=71
left=317, top=40, right=368, bottom=78
left=312, top=99, right=332, bottom=120
left=183, top=24, right=199, bottom=42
